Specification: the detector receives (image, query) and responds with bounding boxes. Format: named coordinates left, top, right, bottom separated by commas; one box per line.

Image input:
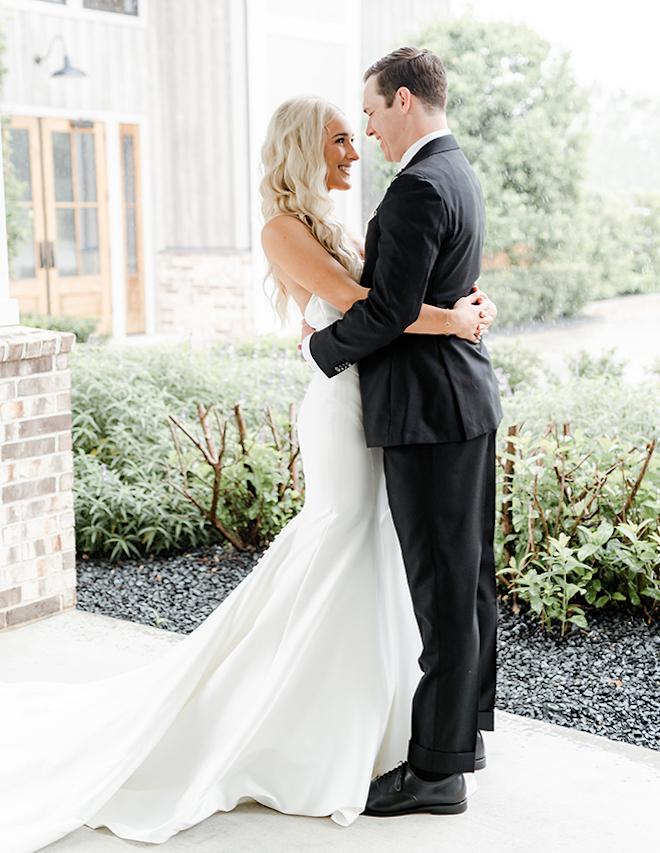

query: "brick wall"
left=0, top=326, right=76, bottom=631
left=157, top=250, right=253, bottom=339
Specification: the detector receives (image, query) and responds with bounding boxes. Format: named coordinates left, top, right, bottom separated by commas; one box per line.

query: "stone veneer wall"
left=0, top=326, right=76, bottom=631
left=157, top=250, right=253, bottom=339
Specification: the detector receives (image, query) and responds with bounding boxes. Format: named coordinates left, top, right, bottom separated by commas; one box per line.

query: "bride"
left=0, top=96, right=493, bottom=853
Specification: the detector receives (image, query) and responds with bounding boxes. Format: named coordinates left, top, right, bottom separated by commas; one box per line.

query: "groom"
left=303, top=47, right=502, bottom=815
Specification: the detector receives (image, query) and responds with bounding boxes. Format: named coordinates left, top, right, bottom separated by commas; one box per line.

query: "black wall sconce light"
left=34, top=35, right=86, bottom=77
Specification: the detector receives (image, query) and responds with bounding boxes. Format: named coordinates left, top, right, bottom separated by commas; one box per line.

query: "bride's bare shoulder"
left=261, top=214, right=309, bottom=245
left=261, top=215, right=321, bottom=267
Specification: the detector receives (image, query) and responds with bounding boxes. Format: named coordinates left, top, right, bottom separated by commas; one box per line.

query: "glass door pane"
left=75, top=131, right=100, bottom=275
left=76, top=133, right=97, bottom=202
left=83, top=0, right=138, bottom=15
left=79, top=208, right=100, bottom=275
left=7, top=128, right=36, bottom=280
left=55, top=208, right=77, bottom=276
left=52, top=132, right=74, bottom=202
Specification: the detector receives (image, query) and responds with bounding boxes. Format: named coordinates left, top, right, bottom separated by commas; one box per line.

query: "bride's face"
left=324, top=114, right=359, bottom=192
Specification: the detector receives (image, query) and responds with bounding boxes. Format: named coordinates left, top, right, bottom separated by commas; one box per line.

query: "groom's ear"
left=396, top=87, right=414, bottom=114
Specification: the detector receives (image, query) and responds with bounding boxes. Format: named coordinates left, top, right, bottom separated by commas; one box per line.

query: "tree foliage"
left=413, top=15, right=590, bottom=263
left=569, top=190, right=660, bottom=299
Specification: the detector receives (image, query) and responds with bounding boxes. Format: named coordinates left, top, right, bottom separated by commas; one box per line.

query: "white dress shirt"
left=302, top=129, right=452, bottom=373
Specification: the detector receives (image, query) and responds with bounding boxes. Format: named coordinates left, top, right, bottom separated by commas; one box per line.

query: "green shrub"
left=497, top=373, right=660, bottom=630
left=571, top=191, right=660, bottom=300
left=20, top=310, right=101, bottom=343
left=564, top=347, right=628, bottom=381
left=71, top=341, right=310, bottom=558
left=500, top=374, right=660, bottom=445
left=497, top=425, right=660, bottom=633
left=480, top=263, right=592, bottom=329
left=488, top=338, right=549, bottom=394
left=73, top=451, right=212, bottom=559
left=166, top=403, right=303, bottom=550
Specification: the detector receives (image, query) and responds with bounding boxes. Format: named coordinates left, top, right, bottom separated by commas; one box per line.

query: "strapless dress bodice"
left=304, top=294, right=344, bottom=331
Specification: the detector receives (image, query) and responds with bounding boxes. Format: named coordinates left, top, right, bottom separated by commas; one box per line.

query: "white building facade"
left=1, top=0, right=449, bottom=339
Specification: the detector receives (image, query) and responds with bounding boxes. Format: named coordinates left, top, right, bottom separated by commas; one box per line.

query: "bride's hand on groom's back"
left=470, top=285, right=497, bottom=322
left=449, top=287, right=496, bottom=343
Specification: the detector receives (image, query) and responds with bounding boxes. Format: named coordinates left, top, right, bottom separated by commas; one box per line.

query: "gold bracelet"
left=444, top=308, right=451, bottom=329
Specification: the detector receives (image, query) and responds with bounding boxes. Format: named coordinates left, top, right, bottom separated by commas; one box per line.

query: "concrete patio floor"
left=1, top=609, right=659, bottom=853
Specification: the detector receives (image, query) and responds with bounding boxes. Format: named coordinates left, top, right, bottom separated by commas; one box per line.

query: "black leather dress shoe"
left=363, top=763, right=467, bottom=817
left=475, top=730, right=486, bottom=771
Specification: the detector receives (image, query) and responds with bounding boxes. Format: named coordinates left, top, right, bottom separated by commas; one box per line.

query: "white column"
left=229, top=0, right=251, bottom=251
left=0, top=140, right=20, bottom=326
left=246, top=0, right=270, bottom=335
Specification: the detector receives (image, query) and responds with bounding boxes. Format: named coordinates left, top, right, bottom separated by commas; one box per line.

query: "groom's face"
left=363, top=75, right=405, bottom=163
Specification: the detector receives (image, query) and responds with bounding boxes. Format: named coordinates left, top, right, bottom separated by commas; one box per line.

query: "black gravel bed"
left=76, top=544, right=262, bottom=634
left=76, top=545, right=660, bottom=752
left=496, top=602, right=660, bottom=751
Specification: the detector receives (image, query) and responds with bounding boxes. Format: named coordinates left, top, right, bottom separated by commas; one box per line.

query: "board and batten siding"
left=149, top=1, right=249, bottom=252
left=1, top=6, right=150, bottom=118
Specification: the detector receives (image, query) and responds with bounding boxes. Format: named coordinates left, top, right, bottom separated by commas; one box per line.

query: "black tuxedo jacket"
left=309, top=135, right=502, bottom=447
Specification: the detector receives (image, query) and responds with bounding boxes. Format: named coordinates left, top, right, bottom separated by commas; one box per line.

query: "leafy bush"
left=497, top=373, right=660, bottom=630
left=500, top=374, right=660, bottom=446
left=71, top=341, right=310, bottom=558
left=497, top=425, right=660, bottom=634
left=564, top=347, right=628, bottom=381
left=488, top=338, right=549, bottom=394
left=20, top=310, right=101, bottom=342
left=167, top=403, right=303, bottom=550
left=479, top=263, right=592, bottom=328
left=571, top=191, right=660, bottom=300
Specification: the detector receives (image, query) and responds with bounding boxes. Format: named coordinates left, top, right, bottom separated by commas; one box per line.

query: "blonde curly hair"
left=259, top=95, right=363, bottom=319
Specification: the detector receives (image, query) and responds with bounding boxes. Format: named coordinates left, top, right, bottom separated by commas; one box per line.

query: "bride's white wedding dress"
left=0, top=296, right=423, bottom=853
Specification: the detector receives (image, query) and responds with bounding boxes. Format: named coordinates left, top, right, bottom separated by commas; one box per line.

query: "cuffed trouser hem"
left=478, top=711, right=494, bottom=731
left=408, top=740, right=475, bottom=775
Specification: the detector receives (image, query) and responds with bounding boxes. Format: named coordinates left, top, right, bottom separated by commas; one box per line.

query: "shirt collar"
left=399, top=129, right=452, bottom=171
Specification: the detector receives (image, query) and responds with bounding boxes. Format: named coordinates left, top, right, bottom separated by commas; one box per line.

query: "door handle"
left=39, top=242, right=47, bottom=268
left=47, top=242, right=55, bottom=269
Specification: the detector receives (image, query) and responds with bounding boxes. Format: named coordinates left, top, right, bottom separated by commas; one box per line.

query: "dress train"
left=0, top=296, right=423, bottom=852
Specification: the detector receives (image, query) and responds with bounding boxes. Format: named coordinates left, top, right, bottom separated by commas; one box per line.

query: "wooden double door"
left=8, top=116, right=145, bottom=334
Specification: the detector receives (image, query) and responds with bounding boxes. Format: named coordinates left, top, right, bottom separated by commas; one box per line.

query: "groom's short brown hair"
left=364, top=47, right=447, bottom=112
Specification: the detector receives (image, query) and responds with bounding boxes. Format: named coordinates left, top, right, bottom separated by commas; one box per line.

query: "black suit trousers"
left=383, top=431, right=497, bottom=775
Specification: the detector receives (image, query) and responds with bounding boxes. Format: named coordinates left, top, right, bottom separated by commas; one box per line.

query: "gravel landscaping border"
left=76, top=544, right=660, bottom=752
